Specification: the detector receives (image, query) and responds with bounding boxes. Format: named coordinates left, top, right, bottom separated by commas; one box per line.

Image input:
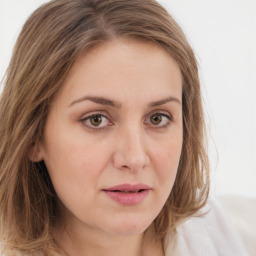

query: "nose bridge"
left=113, top=122, right=150, bottom=171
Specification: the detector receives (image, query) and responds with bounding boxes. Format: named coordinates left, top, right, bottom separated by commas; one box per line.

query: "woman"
left=0, top=0, right=248, bottom=255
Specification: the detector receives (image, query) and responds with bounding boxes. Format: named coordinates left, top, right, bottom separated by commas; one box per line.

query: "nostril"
left=121, top=165, right=130, bottom=169
left=112, top=149, right=150, bottom=171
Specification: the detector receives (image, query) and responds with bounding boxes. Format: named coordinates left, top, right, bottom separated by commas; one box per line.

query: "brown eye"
left=81, top=114, right=112, bottom=130
left=145, top=112, right=172, bottom=129
left=90, top=115, right=102, bottom=126
left=150, top=114, right=162, bottom=125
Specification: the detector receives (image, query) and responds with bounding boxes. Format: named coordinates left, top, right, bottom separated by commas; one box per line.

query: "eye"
left=80, top=114, right=112, bottom=130
left=150, top=115, right=163, bottom=125
left=146, top=113, right=173, bottom=128
left=89, top=115, right=103, bottom=126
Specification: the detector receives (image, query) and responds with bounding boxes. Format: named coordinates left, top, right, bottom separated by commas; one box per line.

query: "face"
left=36, top=38, right=183, bottom=237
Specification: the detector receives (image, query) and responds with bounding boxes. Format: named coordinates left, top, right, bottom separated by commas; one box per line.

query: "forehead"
left=56, top=38, right=182, bottom=106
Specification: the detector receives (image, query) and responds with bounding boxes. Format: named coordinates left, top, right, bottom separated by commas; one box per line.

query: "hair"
left=0, top=0, right=209, bottom=255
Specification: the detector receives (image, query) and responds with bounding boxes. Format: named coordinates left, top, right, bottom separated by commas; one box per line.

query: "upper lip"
left=103, top=183, right=152, bottom=192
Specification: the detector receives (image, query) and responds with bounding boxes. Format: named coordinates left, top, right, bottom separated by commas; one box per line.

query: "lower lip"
left=103, top=190, right=150, bottom=205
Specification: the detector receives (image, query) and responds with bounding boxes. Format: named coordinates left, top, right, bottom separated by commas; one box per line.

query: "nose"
left=113, top=125, right=150, bottom=172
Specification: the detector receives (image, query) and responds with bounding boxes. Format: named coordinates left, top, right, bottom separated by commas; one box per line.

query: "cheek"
left=152, top=134, right=183, bottom=189
left=42, top=141, right=106, bottom=218
left=43, top=117, right=106, bottom=173
left=42, top=125, right=113, bottom=204
left=44, top=141, right=104, bottom=186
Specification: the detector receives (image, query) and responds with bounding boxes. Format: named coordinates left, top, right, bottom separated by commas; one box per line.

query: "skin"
left=33, top=38, right=183, bottom=256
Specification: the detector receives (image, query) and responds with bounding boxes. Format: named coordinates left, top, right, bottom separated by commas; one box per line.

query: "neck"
left=54, top=223, right=164, bottom=256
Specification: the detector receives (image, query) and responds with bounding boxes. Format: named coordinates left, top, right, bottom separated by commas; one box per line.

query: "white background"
left=0, top=0, right=255, bottom=197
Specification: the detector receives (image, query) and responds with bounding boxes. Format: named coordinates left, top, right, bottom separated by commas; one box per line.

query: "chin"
left=105, top=217, right=153, bottom=236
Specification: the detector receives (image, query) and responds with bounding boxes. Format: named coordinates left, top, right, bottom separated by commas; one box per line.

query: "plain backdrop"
left=0, top=0, right=255, bottom=197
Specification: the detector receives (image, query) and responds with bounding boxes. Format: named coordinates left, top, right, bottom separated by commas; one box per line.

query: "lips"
left=102, top=184, right=152, bottom=205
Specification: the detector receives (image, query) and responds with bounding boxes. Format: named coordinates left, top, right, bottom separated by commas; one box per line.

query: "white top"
left=164, top=198, right=249, bottom=256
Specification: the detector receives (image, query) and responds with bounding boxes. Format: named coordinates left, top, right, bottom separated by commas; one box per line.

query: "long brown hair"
left=0, top=0, right=209, bottom=255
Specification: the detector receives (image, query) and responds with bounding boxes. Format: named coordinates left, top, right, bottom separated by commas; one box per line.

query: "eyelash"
left=80, top=114, right=112, bottom=131
left=80, top=112, right=173, bottom=131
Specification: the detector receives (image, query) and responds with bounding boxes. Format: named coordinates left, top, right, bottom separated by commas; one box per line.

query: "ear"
left=28, top=142, right=44, bottom=162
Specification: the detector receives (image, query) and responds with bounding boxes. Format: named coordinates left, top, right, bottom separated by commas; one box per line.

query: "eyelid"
left=79, top=110, right=174, bottom=131
left=144, top=111, right=173, bottom=128
left=80, top=112, right=113, bottom=130
left=146, top=110, right=173, bottom=120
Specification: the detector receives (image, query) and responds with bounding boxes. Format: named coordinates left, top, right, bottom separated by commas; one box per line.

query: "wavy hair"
left=0, top=0, right=209, bottom=255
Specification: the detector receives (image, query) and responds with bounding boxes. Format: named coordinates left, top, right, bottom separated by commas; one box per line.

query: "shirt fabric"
left=164, top=198, right=249, bottom=256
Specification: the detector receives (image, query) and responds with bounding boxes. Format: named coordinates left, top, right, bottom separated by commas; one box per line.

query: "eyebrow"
left=69, top=95, right=181, bottom=108
left=149, top=96, right=181, bottom=107
left=69, top=96, right=122, bottom=108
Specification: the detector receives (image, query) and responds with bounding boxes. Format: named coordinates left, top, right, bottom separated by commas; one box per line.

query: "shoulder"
left=164, top=197, right=249, bottom=256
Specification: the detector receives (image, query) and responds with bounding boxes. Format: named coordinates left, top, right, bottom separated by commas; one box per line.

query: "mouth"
left=102, top=184, right=152, bottom=205
left=108, top=189, right=146, bottom=193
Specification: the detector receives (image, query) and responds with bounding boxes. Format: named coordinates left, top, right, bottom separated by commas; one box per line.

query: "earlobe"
left=28, top=142, right=44, bottom=162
